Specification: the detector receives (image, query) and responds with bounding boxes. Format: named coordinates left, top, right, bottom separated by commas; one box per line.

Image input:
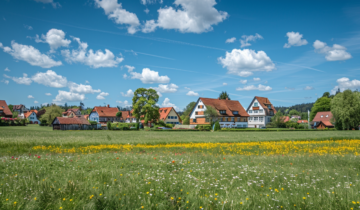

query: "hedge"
left=153, top=129, right=200, bottom=132
left=219, top=128, right=337, bottom=132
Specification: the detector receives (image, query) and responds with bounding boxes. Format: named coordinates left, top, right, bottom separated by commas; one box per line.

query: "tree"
left=80, top=102, right=84, bottom=111
left=8, top=104, right=13, bottom=113
left=219, top=91, right=230, bottom=100
left=289, top=109, right=300, bottom=116
left=12, top=111, right=18, bottom=118
left=270, top=111, right=286, bottom=128
left=116, top=112, right=122, bottom=118
left=322, top=92, right=330, bottom=98
left=331, top=90, right=360, bottom=130
left=107, top=121, right=112, bottom=130
left=310, top=97, right=331, bottom=121
left=40, top=105, right=64, bottom=126
left=64, top=103, right=68, bottom=111
left=180, top=101, right=196, bottom=125
left=300, top=112, right=308, bottom=120
left=204, top=106, right=218, bottom=124
left=132, top=88, right=160, bottom=124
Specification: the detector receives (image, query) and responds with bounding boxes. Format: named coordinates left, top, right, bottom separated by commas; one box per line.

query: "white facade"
left=27, top=112, right=41, bottom=124
left=189, top=99, right=206, bottom=120
left=247, top=98, right=273, bottom=128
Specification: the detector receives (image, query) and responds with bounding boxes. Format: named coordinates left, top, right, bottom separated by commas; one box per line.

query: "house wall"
left=164, top=109, right=181, bottom=124
left=190, top=99, right=206, bottom=120
left=317, top=123, right=325, bottom=129
left=89, top=112, right=99, bottom=122
left=247, top=98, right=272, bottom=128
left=28, top=112, right=40, bottom=124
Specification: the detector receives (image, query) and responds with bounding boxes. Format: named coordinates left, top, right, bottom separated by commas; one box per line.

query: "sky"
left=1, top=0, right=360, bottom=111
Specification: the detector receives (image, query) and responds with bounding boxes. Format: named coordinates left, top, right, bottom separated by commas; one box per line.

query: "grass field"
left=1, top=125, right=360, bottom=209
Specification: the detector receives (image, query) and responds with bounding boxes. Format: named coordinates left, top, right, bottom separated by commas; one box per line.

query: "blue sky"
left=1, top=0, right=360, bottom=111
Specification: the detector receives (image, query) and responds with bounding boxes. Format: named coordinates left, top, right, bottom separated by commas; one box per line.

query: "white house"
left=189, top=97, right=249, bottom=128
left=246, top=96, right=276, bottom=128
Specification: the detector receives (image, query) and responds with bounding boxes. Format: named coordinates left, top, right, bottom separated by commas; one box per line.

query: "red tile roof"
left=0, top=100, right=13, bottom=116
left=92, top=106, right=119, bottom=117
left=68, top=108, right=80, bottom=113
left=281, top=116, right=290, bottom=123
left=24, top=111, right=36, bottom=119
left=121, top=110, right=135, bottom=119
left=321, top=121, right=333, bottom=126
left=199, top=98, right=249, bottom=117
left=159, top=107, right=182, bottom=123
left=254, top=96, right=277, bottom=115
left=54, top=117, right=90, bottom=125
left=312, top=111, right=333, bottom=122
left=297, top=120, right=308, bottom=124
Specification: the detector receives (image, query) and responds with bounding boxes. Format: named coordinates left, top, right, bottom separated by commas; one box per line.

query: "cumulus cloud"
left=239, top=79, right=247, bottom=84
left=95, top=0, right=140, bottom=34
left=236, top=84, right=272, bottom=91
left=313, top=40, right=352, bottom=61
left=218, top=49, right=275, bottom=77
left=225, top=37, right=236, bottom=43
left=142, top=0, right=228, bottom=33
left=53, top=90, right=85, bottom=103
left=121, top=89, right=134, bottom=97
left=68, top=82, right=101, bottom=94
left=124, top=65, right=135, bottom=72
left=32, top=70, right=68, bottom=88
left=4, top=73, right=32, bottom=85
left=130, top=68, right=170, bottom=84
left=0, top=41, right=62, bottom=68
left=34, top=101, right=39, bottom=104
left=45, top=93, right=52, bottom=96
left=28, top=95, right=34, bottom=99
left=96, top=92, right=109, bottom=100
left=1, top=79, right=9, bottom=85
left=34, top=0, right=61, bottom=8
left=116, top=100, right=131, bottom=107
left=141, top=0, right=163, bottom=5
left=123, top=74, right=128, bottom=79
left=186, top=90, right=199, bottom=96
left=4, top=67, right=10, bottom=72
left=284, top=32, right=308, bottom=48
left=162, top=97, right=178, bottom=110
left=253, top=77, right=260, bottom=81
left=35, top=29, right=71, bottom=52
left=61, top=36, right=123, bottom=68
left=331, top=77, right=360, bottom=94
left=304, top=86, right=314, bottom=90
left=240, top=33, right=263, bottom=48
left=151, top=83, right=178, bottom=93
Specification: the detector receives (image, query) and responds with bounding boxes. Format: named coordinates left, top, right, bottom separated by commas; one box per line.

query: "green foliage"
left=7, top=104, right=13, bottom=113
left=214, top=121, right=221, bottom=131
left=195, top=125, right=211, bottom=131
left=289, top=109, right=300, bottom=116
left=12, top=111, right=19, bottom=118
left=88, top=121, right=98, bottom=125
left=322, top=92, right=330, bottom=98
left=40, top=105, right=65, bottom=126
left=204, top=106, right=218, bottom=124
left=135, top=123, right=140, bottom=130
left=116, top=112, right=122, bottom=118
left=271, top=111, right=286, bottom=128
left=107, top=121, right=112, bottom=130
left=219, top=91, right=230, bottom=100
left=310, top=97, right=331, bottom=121
left=180, top=101, right=196, bottom=125
left=132, top=88, right=159, bottom=124
left=331, top=90, right=360, bottom=130
left=300, top=112, right=309, bottom=120
left=157, top=120, right=166, bottom=127
left=165, top=124, right=174, bottom=128
left=275, top=103, right=314, bottom=114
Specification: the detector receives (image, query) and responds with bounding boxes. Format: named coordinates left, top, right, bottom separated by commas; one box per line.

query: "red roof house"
left=0, top=100, right=13, bottom=118
left=312, top=111, right=334, bottom=129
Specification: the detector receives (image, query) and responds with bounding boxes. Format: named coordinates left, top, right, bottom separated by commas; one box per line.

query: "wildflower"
left=34, top=197, right=37, bottom=200
left=100, top=194, right=102, bottom=196
left=14, top=202, right=17, bottom=205
left=215, top=193, right=218, bottom=196
left=214, top=198, right=217, bottom=201
left=179, top=197, right=181, bottom=200
left=180, top=189, right=183, bottom=192
left=70, top=199, right=73, bottom=202
left=59, top=207, right=62, bottom=209
left=38, top=156, right=41, bottom=159
left=246, top=198, right=249, bottom=200
left=63, top=198, right=65, bottom=201
left=200, top=207, right=202, bottom=209
left=187, top=192, right=189, bottom=194
left=171, top=197, right=174, bottom=200
left=58, top=188, right=61, bottom=191
left=240, top=202, right=243, bottom=205
left=186, top=201, right=189, bottom=203
left=172, top=160, right=175, bottom=163
left=281, top=188, right=284, bottom=191
left=6, top=199, right=8, bottom=201
left=303, top=197, right=306, bottom=200
left=120, top=174, right=123, bottom=176
left=267, top=194, right=269, bottom=197
left=352, top=201, right=356, bottom=204
left=307, top=192, right=309, bottom=195
left=146, top=192, right=149, bottom=194
left=141, top=206, right=144, bottom=209
left=294, top=204, right=296, bottom=207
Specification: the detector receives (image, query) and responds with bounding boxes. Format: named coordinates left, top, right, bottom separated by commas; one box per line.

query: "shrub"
left=214, top=121, right=221, bottom=131
left=107, top=121, right=112, bottom=130
left=165, top=124, right=174, bottom=128
left=157, top=120, right=166, bottom=127
left=136, top=123, right=140, bottom=130
left=89, top=121, right=98, bottom=125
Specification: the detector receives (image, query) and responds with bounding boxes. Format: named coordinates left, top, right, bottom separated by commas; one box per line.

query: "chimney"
left=107, top=104, right=110, bottom=108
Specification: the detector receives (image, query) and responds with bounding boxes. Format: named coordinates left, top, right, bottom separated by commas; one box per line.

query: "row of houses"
left=0, top=101, right=42, bottom=124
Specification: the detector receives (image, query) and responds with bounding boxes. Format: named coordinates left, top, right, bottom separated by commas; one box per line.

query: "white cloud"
left=95, top=0, right=140, bottom=34
left=116, top=100, right=131, bottom=107
left=239, top=79, right=247, bottom=84
left=4, top=67, right=10, bottom=72
left=34, top=101, right=39, bottom=104
left=236, top=84, right=272, bottom=91
left=28, top=95, right=34, bottom=99
left=32, top=70, right=68, bottom=88
left=4, top=73, right=32, bottom=85
left=24, top=25, right=33, bottom=30
left=53, top=90, right=85, bottom=103
left=253, top=77, right=260, bottom=81
left=34, top=0, right=61, bottom=8
left=35, top=29, right=71, bottom=52
left=68, top=82, right=101, bottom=94
left=151, top=83, right=178, bottom=93
left=85, top=80, right=90, bottom=84
left=186, top=90, right=199, bottom=96
left=162, top=97, right=178, bottom=110
left=144, top=8, right=150, bottom=14
left=223, top=82, right=227, bottom=86
left=184, top=87, right=191, bottom=90
left=123, top=74, right=128, bottom=79
left=218, top=49, right=275, bottom=77
left=0, top=41, right=62, bottom=68
left=1, top=79, right=9, bottom=85
left=130, top=68, right=170, bottom=84
left=313, top=40, right=352, bottom=61
left=304, top=86, right=314, bottom=90
left=142, top=0, right=228, bottom=33
left=331, top=77, right=360, bottom=94
left=284, top=32, right=308, bottom=48
left=96, top=92, right=109, bottom=100
left=240, top=33, right=263, bottom=48
left=45, top=93, right=52, bottom=96
left=121, top=89, right=134, bottom=97
left=124, top=65, right=135, bottom=72
left=61, top=36, right=123, bottom=68
left=225, top=37, right=236, bottom=43
left=141, top=0, right=163, bottom=5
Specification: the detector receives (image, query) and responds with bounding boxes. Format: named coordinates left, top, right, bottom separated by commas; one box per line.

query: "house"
left=312, top=111, right=334, bottom=129
left=246, top=96, right=277, bottom=128
left=121, top=110, right=137, bottom=123
left=24, top=110, right=41, bottom=124
left=291, top=115, right=301, bottom=120
left=89, top=105, right=120, bottom=124
left=189, top=97, right=249, bottom=128
left=0, top=100, right=13, bottom=118
left=62, top=110, right=77, bottom=118
left=281, top=116, right=290, bottom=123
left=67, top=108, right=82, bottom=117
left=159, top=107, right=182, bottom=125
left=13, top=104, right=28, bottom=115
left=297, top=120, right=308, bottom=124
left=52, top=117, right=91, bottom=130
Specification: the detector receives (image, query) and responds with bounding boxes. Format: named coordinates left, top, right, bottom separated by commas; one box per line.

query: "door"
left=255, top=125, right=257, bottom=128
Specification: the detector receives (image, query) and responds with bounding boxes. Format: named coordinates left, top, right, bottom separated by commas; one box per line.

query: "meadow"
left=1, top=125, right=360, bottom=209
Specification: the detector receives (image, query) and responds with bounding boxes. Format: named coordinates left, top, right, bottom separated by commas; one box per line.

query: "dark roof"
left=199, top=97, right=249, bottom=117
left=0, top=100, right=13, bottom=116
left=312, top=111, right=333, bottom=123
left=53, top=117, right=90, bottom=125
left=12, top=105, right=24, bottom=110
left=92, top=106, right=119, bottom=117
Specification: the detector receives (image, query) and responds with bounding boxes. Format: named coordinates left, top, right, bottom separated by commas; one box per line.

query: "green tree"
left=40, top=105, right=64, bottom=126
left=331, top=90, right=360, bottom=130
left=107, top=121, right=112, bottom=130
left=180, top=101, right=196, bottom=125
left=8, top=104, right=13, bottom=113
left=116, top=112, right=122, bottom=118
left=132, top=88, right=160, bottom=124
left=270, top=111, right=286, bottom=128
left=289, top=109, right=300, bottom=116
left=300, top=112, right=309, bottom=120
left=219, top=91, right=230, bottom=100
left=322, top=92, right=330, bottom=98
left=204, top=106, right=218, bottom=124
left=214, top=121, right=221, bottom=131
left=12, top=111, right=18, bottom=118
left=310, top=97, right=331, bottom=121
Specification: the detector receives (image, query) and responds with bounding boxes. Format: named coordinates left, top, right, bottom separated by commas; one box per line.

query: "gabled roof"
left=312, top=111, right=333, bottom=123
left=68, top=108, right=80, bottom=113
left=316, top=120, right=334, bottom=127
left=24, top=111, right=36, bottom=119
left=0, top=100, right=13, bottom=116
left=92, top=106, right=119, bottom=117
left=53, top=117, right=90, bottom=125
left=248, top=96, right=277, bottom=115
left=159, top=107, right=182, bottom=123
left=198, top=97, right=249, bottom=117
left=297, top=120, right=308, bottom=124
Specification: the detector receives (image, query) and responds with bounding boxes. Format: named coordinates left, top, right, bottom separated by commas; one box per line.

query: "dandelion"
left=303, top=197, right=306, bottom=200
left=200, top=206, right=202, bottom=209
left=6, top=199, right=8, bottom=201
left=246, top=198, right=249, bottom=200
left=179, top=197, right=181, bottom=200
left=214, top=198, right=217, bottom=201
left=58, top=188, right=61, bottom=191
left=14, top=202, right=17, bottom=205
left=34, top=197, right=37, bottom=201
left=186, top=201, right=189, bottom=203
left=240, top=202, right=243, bottom=205
left=70, top=199, right=73, bottom=202
left=114, top=179, right=117, bottom=181
left=294, top=204, right=296, bottom=207
left=307, top=192, right=309, bottom=195
left=63, top=198, right=65, bottom=201
left=281, top=188, right=284, bottom=191
left=120, top=174, right=123, bottom=176
left=146, top=192, right=149, bottom=194
left=59, top=207, right=62, bottom=209
left=352, top=201, right=356, bottom=204
left=100, top=194, right=102, bottom=196
left=141, top=206, right=144, bottom=209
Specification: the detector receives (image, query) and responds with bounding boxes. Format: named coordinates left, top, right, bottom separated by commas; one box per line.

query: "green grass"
left=1, top=125, right=360, bottom=209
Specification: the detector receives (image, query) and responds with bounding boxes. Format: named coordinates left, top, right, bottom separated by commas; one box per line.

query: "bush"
left=136, top=123, right=140, bottom=130
left=214, top=121, right=221, bottom=131
left=89, top=121, right=98, bottom=125
left=107, top=121, right=112, bottom=130
left=157, top=120, right=166, bottom=127
left=165, top=124, right=174, bottom=128
left=195, top=125, right=211, bottom=131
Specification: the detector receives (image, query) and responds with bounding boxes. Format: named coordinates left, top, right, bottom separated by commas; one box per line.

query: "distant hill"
left=275, top=103, right=314, bottom=114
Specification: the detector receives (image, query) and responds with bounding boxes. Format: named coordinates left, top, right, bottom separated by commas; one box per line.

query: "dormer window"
left=253, top=102, right=258, bottom=107
left=321, top=115, right=323, bottom=118
left=232, top=111, right=238, bottom=115
left=326, top=115, right=328, bottom=117
left=219, top=110, right=226, bottom=115
left=267, top=105, right=271, bottom=109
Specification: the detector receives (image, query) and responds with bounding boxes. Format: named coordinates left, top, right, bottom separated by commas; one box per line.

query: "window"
left=321, top=115, right=323, bottom=118
left=198, top=105, right=203, bottom=109
left=225, top=117, right=228, bottom=122
left=326, top=115, right=328, bottom=117
left=259, top=109, right=263, bottom=113
left=243, top=118, right=247, bottom=122
left=267, top=105, right=271, bottom=109
left=254, top=102, right=258, bottom=107
left=270, top=111, right=274, bottom=116
left=254, top=117, right=258, bottom=121
left=175, top=116, right=177, bottom=119
left=237, top=117, right=240, bottom=122
left=250, top=117, right=253, bottom=121
left=195, top=112, right=198, bottom=115
left=219, top=110, right=226, bottom=115
left=259, top=117, right=264, bottom=122
left=231, top=117, right=234, bottom=122
left=232, top=111, right=238, bottom=115
left=193, top=119, right=196, bottom=123
left=254, top=110, right=258, bottom=113
left=248, top=110, right=253, bottom=114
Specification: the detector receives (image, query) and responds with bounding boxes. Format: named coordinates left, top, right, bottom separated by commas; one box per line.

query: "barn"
left=52, top=117, right=92, bottom=130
